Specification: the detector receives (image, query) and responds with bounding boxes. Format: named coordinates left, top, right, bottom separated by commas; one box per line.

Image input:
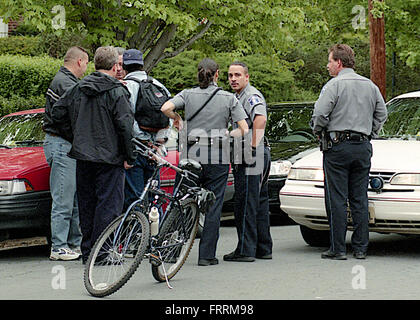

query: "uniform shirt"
left=234, top=83, right=267, bottom=148
left=124, top=71, right=171, bottom=142
left=170, top=83, right=247, bottom=138
left=311, top=68, right=387, bottom=137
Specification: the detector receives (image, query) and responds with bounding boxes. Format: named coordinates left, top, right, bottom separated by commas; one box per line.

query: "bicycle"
left=83, top=138, right=215, bottom=297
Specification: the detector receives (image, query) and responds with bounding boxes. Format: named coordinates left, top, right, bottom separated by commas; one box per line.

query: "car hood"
left=270, top=141, right=318, bottom=163
left=0, top=147, right=48, bottom=179
left=292, top=139, right=420, bottom=172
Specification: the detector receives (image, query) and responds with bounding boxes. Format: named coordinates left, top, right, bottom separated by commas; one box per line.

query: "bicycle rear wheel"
left=84, top=210, right=150, bottom=297
left=151, top=198, right=199, bottom=282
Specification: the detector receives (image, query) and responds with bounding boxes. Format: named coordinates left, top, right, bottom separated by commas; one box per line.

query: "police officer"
left=161, top=58, right=249, bottom=266
left=224, top=61, right=273, bottom=262
left=311, top=44, right=387, bottom=260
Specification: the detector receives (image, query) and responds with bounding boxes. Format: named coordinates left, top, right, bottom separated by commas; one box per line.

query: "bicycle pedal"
left=149, top=253, right=162, bottom=266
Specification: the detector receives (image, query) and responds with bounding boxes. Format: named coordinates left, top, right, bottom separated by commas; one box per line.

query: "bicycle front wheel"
left=84, top=210, right=150, bottom=297
left=151, top=198, right=199, bottom=282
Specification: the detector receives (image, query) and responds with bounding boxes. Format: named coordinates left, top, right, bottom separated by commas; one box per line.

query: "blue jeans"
left=43, top=134, right=82, bottom=249
left=124, top=154, right=157, bottom=211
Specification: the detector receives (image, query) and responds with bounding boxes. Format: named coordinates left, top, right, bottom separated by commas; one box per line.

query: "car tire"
left=300, top=225, right=330, bottom=247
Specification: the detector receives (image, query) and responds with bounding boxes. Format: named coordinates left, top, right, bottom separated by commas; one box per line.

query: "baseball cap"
left=123, top=49, right=144, bottom=65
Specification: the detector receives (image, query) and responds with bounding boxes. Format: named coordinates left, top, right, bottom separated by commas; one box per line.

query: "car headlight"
left=0, top=180, right=33, bottom=195
left=390, top=174, right=420, bottom=186
left=287, top=168, right=324, bottom=181
left=270, top=160, right=292, bottom=176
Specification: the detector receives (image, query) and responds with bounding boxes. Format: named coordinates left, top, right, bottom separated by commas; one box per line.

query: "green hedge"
left=0, top=36, right=45, bottom=56
left=0, top=54, right=62, bottom=99
left=0, top=54, right=97, bottom=117
left=0, top=54, right=62, bottom=117
left=0, top=34, right=91, bottom=59
left=0, top=94, right=45, bottom=117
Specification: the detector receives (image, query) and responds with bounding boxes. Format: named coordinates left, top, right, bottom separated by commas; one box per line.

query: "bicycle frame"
left=113, top=139, right=201, bottom=256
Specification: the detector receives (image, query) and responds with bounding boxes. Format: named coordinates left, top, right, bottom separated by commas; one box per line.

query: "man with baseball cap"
left=122, top=49, right=171, bottom=211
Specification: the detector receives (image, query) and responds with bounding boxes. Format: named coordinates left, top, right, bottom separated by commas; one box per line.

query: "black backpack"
left=125, top=76, right=170, bottom=132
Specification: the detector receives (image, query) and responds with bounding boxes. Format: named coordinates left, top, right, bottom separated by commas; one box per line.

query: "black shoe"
left=256, top=254, right=272, bottom=260
left=353, top=251, right=367, bottom=259
left=223, top=251, right=255, bottom=262
left=198, top=258, right=219, bottom=266
left=321, top=250, right=347, bottom=260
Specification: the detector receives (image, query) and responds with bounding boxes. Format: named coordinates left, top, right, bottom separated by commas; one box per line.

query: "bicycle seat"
left=178, top=159, right=202, bottom=175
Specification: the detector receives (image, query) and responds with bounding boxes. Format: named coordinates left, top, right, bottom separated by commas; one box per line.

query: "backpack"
left=125, top=76, right=170, bottom=132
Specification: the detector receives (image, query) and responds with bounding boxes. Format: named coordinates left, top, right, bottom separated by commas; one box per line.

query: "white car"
left=280, top=90, right=420, bottom=247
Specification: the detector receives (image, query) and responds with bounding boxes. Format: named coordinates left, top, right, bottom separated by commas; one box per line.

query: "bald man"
left=43, top=46, right=89, bottom=261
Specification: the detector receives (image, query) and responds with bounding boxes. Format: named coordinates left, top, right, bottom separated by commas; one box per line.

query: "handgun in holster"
left=319, top=129, right=332, bottom=152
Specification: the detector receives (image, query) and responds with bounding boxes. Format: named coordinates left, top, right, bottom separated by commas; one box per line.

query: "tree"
left=369, top=0, right=386, bottom=99
left=0, top=0, right=315, bottom=71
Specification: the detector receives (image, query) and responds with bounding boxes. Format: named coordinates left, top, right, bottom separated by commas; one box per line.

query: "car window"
left=266, top=104, right=316, bottom=142
left=381, top=97, right=420, bottom=139
left=0, top=113, right=45, bottom=147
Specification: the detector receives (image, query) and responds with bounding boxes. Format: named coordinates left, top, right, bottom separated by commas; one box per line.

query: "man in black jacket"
left=52, top=46, right=136, bottom=263
left=43, top=46, right=89, bottom=261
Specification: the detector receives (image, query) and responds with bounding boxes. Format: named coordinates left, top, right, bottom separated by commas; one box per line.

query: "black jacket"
left=52, top=71, right=136, bottom=166
left=43, top=66, right=79, bottom=135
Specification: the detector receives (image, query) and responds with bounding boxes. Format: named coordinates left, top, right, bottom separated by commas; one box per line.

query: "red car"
left=0, top=109, right=234, bottom=245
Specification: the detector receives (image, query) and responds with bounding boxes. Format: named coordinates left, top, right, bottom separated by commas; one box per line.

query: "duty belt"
left=329, top=131, right=370, bottom=143
left=187, top=136, right=226, bottom=146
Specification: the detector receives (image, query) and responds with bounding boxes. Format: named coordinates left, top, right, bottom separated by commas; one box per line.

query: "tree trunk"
left=144, top=23, right=178, bottom=72
left=369, top=0, right=386, bottom=100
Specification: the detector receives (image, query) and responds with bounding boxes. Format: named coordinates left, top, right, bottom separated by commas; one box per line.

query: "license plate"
left=347, top=201, right=375, bottom=224
left=368, top=201, right=375, bottom=223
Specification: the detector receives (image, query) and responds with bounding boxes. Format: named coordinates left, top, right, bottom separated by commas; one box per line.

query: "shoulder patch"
left=248, top=95, right=262, bottom=107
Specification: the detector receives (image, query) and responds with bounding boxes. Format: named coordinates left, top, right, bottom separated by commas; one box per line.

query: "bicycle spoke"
left=84, top=211, right=149, bottom=297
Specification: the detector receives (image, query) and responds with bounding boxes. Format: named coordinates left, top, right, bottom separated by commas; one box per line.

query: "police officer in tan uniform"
left=161, top=58, right=248, bottom=266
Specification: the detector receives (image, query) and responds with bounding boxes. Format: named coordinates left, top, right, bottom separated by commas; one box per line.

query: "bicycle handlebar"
left=131, top=138, right=200, bottom=182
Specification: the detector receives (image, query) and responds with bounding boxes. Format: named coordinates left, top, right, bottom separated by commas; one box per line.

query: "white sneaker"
left=50, top=247, right=80, bottom=261
left=70, top=246, right=82, bottom=256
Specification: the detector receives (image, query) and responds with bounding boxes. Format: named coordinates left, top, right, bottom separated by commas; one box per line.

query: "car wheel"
left=300, top=225, right=330, bottom=247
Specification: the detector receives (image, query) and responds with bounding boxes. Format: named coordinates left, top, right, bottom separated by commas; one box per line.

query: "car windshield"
left=380, top=97, right=420, bottom=140
left=265, top=103, right=316, bottom=143
left=0, top=112, right=45, bottom=147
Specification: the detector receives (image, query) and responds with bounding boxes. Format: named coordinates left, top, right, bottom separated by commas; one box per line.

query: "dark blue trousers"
left=323, top=140, right=372, bottom=255
left=198, top=163, right=230, bottom=260
left=182, top=144, right=230, bottom=260
left=233, top=146, right=272, bottom=257
left=76, top=160, right=125, bottom=262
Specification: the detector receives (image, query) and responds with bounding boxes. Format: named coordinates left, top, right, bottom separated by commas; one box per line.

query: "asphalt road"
left=1, top=223, right=420, bottom=303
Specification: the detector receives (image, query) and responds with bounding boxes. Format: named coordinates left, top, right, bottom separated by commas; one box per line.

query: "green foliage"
left=0, top=54, right=62, bottom=99
left=39, top=32, right=91, bottom=59
left=0, top=34, right=91, bottom=60
left=0, top=36, right=44, bottom=56
left=151, top=50, right=317, bottom=103
left=0, top=0, right=315, bottom=70
left=0, top=54, right=95, bottom=117
left=0, top=54, right=60, bottom=117
left=0, top=94, right=45, bottom=117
